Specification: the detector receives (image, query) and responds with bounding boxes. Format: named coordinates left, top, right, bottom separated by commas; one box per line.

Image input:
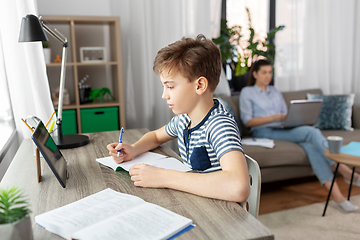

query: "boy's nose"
left=162, top=89, right=169, bottom=100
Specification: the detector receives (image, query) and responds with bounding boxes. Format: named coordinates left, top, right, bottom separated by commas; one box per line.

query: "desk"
left=0, top=129, right=273, bottom=240
left=322, top=149, right=360, bottom=216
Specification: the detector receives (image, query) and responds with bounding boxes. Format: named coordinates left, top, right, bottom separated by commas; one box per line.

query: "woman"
left=240, top=59, right=359, bottom=212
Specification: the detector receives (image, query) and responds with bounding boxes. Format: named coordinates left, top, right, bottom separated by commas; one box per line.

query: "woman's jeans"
left=252, top=126, right=335, bottom=185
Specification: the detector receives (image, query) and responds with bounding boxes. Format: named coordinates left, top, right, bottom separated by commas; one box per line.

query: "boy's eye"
left=167, top=86, right=174, bottom=89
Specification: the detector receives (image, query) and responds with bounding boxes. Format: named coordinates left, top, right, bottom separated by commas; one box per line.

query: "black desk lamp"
left=19, top=14, right=89, bottom=149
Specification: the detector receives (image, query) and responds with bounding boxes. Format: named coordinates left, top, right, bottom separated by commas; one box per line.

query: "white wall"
left=36, top=0, right=111, bottom=16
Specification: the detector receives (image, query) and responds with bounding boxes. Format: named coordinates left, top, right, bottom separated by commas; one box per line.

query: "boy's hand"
left=107, top=142, right=135, bottom=164
left=129, top=164, right=168, bottom=188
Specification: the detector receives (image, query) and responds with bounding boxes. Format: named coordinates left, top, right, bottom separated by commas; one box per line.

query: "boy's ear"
left=195, top=76, right=208, bottom=95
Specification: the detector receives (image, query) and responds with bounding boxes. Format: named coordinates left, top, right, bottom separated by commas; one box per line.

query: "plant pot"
left=43, top=48, right=51, bottom=64
left=231, top=70, right=250, bottom=92
left=0, top=216, right=34, bottom=240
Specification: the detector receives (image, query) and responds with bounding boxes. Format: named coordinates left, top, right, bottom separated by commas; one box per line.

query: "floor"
left=259, top=176, right=360, bottom=215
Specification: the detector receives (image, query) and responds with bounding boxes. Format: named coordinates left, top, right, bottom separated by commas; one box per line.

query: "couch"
left=217, top=89, right=360, bottom=183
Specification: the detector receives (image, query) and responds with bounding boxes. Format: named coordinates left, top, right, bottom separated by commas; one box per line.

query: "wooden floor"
left=259, top=176, right=360, bottom=215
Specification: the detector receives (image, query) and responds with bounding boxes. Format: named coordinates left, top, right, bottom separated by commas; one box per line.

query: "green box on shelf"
left=80, top=107, right=119, bottom=133
left=55, top=109, right=78, bottom=135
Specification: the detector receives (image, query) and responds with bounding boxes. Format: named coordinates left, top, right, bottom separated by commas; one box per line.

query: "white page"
left=35, top=188, right=145, bottom=240
left=72, top=202, right=193, bottom=240
left=96, top=152, right=192, bottom=172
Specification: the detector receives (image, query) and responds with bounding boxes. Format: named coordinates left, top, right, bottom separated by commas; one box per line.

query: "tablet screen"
left=31, top=121, right=67, bottom=188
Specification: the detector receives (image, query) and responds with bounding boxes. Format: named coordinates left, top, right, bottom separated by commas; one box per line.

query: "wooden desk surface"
left=0, top=129, right=273, bottom=240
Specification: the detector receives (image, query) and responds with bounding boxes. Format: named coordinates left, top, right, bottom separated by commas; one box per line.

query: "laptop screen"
left=31, top=121, right=67, bottom=188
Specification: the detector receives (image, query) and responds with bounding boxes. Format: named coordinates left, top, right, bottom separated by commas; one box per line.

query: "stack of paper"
left=241, top=138, right=275, bottom=148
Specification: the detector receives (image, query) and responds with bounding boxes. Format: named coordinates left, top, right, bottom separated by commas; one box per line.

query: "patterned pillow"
left=307, top=93, right=355, bottom=130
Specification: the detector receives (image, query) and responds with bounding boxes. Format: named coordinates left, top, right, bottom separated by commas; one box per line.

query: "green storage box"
left=56, top=109, right=78, bottom=135
left=80, top=107, right=119, bottom=133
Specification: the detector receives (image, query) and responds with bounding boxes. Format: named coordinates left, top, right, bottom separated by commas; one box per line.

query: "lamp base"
left=54, top=134, right=90, bottom=149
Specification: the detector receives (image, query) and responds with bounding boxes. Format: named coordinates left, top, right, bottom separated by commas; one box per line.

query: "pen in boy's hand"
left=117, top=127, right=124, bottom=157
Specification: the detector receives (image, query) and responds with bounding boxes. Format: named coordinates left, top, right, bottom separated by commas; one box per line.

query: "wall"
left=36, top=0, right=111, bottom=16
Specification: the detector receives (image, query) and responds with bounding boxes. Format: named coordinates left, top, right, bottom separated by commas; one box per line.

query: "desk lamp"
left=19, top=14, right=89, bottom=149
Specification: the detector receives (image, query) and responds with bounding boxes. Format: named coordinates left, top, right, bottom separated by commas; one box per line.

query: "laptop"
left=269, top=99, right=323, bottom=129
left=31, top=121, right=67, bottom=188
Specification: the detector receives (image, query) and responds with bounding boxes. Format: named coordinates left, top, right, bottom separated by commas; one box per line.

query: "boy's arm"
left=131, top=125, right=174, bottom=156
left=129, top=150, right=250, bottom=203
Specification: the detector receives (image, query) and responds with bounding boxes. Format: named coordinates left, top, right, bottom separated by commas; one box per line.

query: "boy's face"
left=160, top=72, right=198, bottom=115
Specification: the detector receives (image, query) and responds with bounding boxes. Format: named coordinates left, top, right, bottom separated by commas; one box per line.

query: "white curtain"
left=109, top=0, right=222, bottom=130
left=0, top=0, right=54, bottom=142
left=275, top=0, right=360, bottom=105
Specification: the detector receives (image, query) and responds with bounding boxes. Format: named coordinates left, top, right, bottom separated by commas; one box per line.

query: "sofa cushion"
left=321, top=129, right=360, bottom=144
left=307, top=93, right=355, bottom=130
left=242, top=139, right=309, bottom=168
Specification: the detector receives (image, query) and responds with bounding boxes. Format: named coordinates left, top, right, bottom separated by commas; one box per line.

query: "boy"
left=107, top=34, right=250, bottom=202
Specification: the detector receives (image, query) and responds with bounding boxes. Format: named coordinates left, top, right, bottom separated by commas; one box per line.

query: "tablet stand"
left=35, top=147, right=68, bottom=182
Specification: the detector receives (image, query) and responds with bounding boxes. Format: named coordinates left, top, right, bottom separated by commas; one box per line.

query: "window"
left=225, top=0, right=270, bottom=80
left=0, top=28, right=16, bottom=161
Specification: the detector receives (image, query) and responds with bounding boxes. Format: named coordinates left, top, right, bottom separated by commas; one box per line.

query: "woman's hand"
left=107, top=142, right=135, bottom=164
left=272, top=113, right=286, bottom=122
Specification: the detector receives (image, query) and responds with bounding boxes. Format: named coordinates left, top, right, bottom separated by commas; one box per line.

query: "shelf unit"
left=43, top=16, right=125, bottom=133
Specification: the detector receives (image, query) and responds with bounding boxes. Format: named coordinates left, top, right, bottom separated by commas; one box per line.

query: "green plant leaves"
left=0, top=187, right=31, bottom=224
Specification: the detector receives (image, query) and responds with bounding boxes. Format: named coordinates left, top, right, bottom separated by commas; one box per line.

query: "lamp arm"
left=41, top=21, right=67, bottom=45
left=39, top=18, right=68, bottom=125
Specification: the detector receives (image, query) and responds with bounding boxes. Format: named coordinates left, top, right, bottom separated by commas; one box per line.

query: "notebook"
left=269, top=99, right=323, bottom=129
left=31, top=121, right=67, bottom=188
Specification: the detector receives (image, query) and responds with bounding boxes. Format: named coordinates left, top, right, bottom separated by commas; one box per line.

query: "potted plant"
left=42, top=41, right=51, bottom=64
left=0, top=187, right=33, bottom=240
left=213, top=8, right=285, bottom=91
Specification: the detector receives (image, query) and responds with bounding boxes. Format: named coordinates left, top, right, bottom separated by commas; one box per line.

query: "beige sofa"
left=218, top=89, right=360, bottom=183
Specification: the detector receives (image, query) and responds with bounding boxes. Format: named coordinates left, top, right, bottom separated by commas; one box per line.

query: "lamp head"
left=19, top=14, right=48, bottom=42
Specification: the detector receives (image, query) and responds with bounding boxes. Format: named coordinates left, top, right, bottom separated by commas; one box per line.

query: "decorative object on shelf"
left=54, top=54, right=61, bottom=63
left=89, top=88, right=114, bottom=103
left=79, top=74, right=92, bottom=104
left=80, top=47, right=106, bottom=63
left=212, top=8, right=284, bottom=91
left=19, top=14, right=89, bottom=149
left=0, top=187, right=33, bottom=240
left=42, top=41, right=51, bottom=64
left=52, top=87, right=70, bottom=106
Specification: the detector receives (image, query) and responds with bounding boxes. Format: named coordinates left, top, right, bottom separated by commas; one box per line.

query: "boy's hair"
left=153, top=34, right=221, bottom=92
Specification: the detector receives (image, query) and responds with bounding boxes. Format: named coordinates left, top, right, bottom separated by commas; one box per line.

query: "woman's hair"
left=247, top=59, right=272, bottom=86
left=153, top=34, right=221, bottom=92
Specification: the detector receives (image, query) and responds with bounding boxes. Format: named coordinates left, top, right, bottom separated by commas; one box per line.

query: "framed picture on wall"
left=80, top=47, right=106, bottom=63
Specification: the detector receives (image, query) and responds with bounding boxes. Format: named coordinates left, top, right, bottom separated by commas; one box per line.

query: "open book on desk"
left=96, top=152, right=192, bottom=172
left=35, top=188, right=194, bottom=240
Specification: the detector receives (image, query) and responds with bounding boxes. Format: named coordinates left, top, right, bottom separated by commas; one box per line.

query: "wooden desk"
left=0, top=129, right=273, bottom=240
left=322, top=149, right=360, bottom=216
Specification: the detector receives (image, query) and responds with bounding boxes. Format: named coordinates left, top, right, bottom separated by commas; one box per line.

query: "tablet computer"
left=31, top=121, right=67, bottom=188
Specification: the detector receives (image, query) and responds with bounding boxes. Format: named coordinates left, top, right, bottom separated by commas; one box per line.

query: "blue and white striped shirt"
left=165, top=100, right=244, bottom=173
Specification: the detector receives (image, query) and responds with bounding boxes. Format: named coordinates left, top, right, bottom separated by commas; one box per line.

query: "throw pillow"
left=218, top=98, right=242, bottom=136
left=307, top=93, right=355, bottom=130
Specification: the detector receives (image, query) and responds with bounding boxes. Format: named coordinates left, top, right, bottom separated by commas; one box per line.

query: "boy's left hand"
left=129, top=164, right=168, bottom=188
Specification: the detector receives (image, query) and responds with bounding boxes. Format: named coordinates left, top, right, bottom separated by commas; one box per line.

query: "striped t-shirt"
left=165, top=99, right=244, bottom=173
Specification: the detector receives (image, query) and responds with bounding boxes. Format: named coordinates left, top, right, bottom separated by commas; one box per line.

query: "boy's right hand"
left=107, top=142, right=135, bottom=164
